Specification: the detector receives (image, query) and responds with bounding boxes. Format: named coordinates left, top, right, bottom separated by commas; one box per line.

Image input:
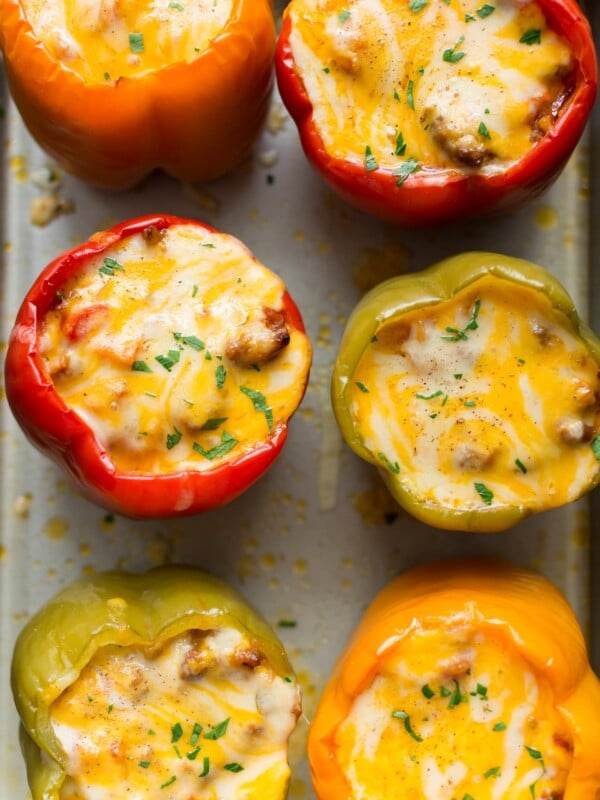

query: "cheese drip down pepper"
left=308, top=559, right=600, bottom=800
left=11, top=566, right=302, bottom=800
left=4, top=214, right=312, bottom=519
left=332, top=252, right=600, bottom=532
left=276, top=0, right=597, bottom=226
left=0, top=0, right=275, bottom=187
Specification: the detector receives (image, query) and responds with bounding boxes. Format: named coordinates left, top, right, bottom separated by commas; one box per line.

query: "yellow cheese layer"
left=350, top=276, right=600, bottom=513
left=288, top=0, right=573, bottom=173
left=40, top=224, right=311, bottom=474
left=336, top=621, right=572, bottom=800
left=51, top=627, right=300, bottom=800
left=21, top=0, right=233, bottom=83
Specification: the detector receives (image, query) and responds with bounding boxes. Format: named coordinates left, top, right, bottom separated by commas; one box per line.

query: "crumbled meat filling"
left=225, top=308, right=290, bottom=367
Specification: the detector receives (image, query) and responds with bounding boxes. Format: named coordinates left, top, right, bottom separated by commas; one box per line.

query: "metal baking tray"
left=1, top=4, right=599, bottom=795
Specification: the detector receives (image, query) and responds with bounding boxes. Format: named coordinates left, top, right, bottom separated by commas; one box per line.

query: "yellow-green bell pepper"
left=12, top=565, right=299, bottom=799
left=332, top=252, right=600, bottom=532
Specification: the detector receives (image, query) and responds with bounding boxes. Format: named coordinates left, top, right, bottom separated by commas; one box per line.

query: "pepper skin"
left=308, top=558, right=600, bottom=800
left=0, top=0, right=275, bottom=189
left=11, top=565, right=300, bottom=800
left=276, top=0, right=597, bottom=227
left=332, top=252, right=600, bottom=532
left=4, top=214, right=311, bottom=519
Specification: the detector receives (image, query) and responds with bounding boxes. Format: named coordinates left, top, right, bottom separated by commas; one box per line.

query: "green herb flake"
left=160, top=776, right=176, bottom=790
left=392, top=158, right=421, bottom=186
left=323, top=66, right=330, bottom=73
left=278, top=619, right=298, bottom=628
left=192, top=284, right=199, bottom=297
left=173, top=745, right=182, bottom=758
left=225, top=763, right=245, bottom=773
left=520, top=29, right=541, bottom=45
left=454, top=373, right=463, bottom=379
left=525, top=745, right=544, bottom=763
left=440, top=686, right=451, bottom=698
left=104, top=71, right=111, bottom=80
left=186, top=747, right=201, bottom=761
left=204, top=717, right=230, bottom=740
left=478, top=121, right=491, bottom=139
left=395, top=132, right=407, bottom=157
left=443, top=36, right=466, bottom=63
left=493, top=721, right=507, bottom=731
left=132, top=360, right=152, bottom=373
left=475, top=683, right=488, bottom=698
left=99, top=256, right=125, bottom=276
left=463, top=795, right=475, bottom=800
left=415, top=389, right=443, bottom=401
left=148, top=729, right=156, bottom=736
left=190, top=723, right=203, bottom=745
left=474, top=482, right=494, bottom=505
left=156, top=350, right=180, bottom=371
left=464, top=400, right=476, bottom=407
left=139, top=760, right=151, bottom=768
left=169, top=1, right=184, bottom=8
left=216, top=364, right=227, bottom=389
left=465, top=13, right=476, bottom=21
left=129, top=32, right=145, bottom=53
left=477, top=3, right=495, bottom=17
left=175, top=333, right=204, bottom=351
left=240, top=386, right=273, bottom=431
left=391, top=710, right=423, bottom=742
left=201, top=417, right=228, bottom=431
left=338, top=9, right=350, bottom=22
left=378, top=452, right=400, bottom=475
left=171, top=722, right=183, bottom=743
left=193, top=431, right=238, bottom=461
left=591, top=436, right=600, bottom=460
left=201, top=242, right=215, bottom=248
left=484, top=766, right=501, bottom=779
left=421, top=684, right=435, bottom=699
left=515, top=458, right=528, bottom=474
left=406, top=79, right=415, bottom=110
left=365, top=145, right=379, bottom=172
left=199, top=757, right=210, bottom=778
left=393, top=88, right=400, bottom=101
left=356, top=381, right=369, bottom=393
left=107, top=704, right=113, bottom=713
left=448, top=679, right=467, bottom=709
left=409, top=0, right=428, bottom=13
left=442, top=299, right=481, bottom=341
left=87, top=695, right=93, bottom=702
left=166, top=427, right=182, bottom=450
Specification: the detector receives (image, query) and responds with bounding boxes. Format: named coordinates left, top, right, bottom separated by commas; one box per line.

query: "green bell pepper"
left=332, top=251, right=600, bottom=532
left=11, top=565, right=299, bottom=799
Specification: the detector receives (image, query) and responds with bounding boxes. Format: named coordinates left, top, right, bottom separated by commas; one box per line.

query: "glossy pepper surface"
left=4, top=213, right=311, bottom=519
left=275, top=0, right=597, bottom=227
left=308, top=558, right=600, bottom=800
left=12, top=565, right=298, bottom=800
left=332, top=252, right=600, bottom=532
left=0, top=0, right=275, bottom=188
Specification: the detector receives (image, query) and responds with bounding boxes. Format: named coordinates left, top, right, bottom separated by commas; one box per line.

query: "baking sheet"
left=0, top=6, right=598, bottom=795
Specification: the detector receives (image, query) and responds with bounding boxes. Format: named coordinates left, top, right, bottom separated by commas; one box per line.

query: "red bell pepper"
left=275, top=0, right=597, bottom=227
left=4, top=214, right=311, bottom=519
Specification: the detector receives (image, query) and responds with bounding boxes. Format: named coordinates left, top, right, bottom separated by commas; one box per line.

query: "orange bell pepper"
left=0, top=0, right=275, bottom=188
left=309, top=559, right=600, bottom=800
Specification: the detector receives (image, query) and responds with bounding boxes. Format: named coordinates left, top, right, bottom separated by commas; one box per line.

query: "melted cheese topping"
left=40, top=225, right=311, bottom=474
left=51, top=627, right=300, bottom=800
left=20, top=0, right=234, bottom=83
left=350, top=276, right=600, bottom=513
left=287, top=0, right=573, bottom=174
left=336, top=622, right=573, bottom=800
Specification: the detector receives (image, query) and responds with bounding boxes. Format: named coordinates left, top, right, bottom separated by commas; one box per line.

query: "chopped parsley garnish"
left=148, top=729, right=156, bottom=736
left=278, top=619, right=298, bottom=628
left=525, top=745, right=544, bottom=764
left=448, top=679, right=467, bottom=709
left=477, top=3, right=495, bottom=17
left=356, top=382, right=369, bottom=393
left=392, top=158, right=421, bottom=186
left=409, top=0, right=428, bottom=11
left=225, top=763, right=245, bottom=773
left=107, top=704, right=113, bottom=713
left=99, top=256, right=125, bottom=276
left=174, top=332, right=204, bottom=351
left=591, top=436, right=600, bottom=460
left=365, top=145, right=379, bottom=172
left=201, top=242, right=215, bottom=248
left=416, top=389, right=443, bottom=401
left=520, top=29, right=541, bottom=45
left=166, top=427, right=182, bottom=450
left=465, top=13, right=476, bottom=21
left=186, top=747, right=201, bottom=760
left=171, top=722, right=183, bottom=743
left=378, top=452, right=400, bottom=475
left=240, top=386, right=273, bottom=431
left=215, top=364, right=227, bottom=389
left=443, top=36, right=466, bottom=63
left=484, top=766, right=501, bottom=778
left=173, top=745, right=182, bottom=758
left=393, top=88, right=400, bottom=101
left=87, top=695, right=93, bottom=702
left=395, top=131, right=407, bottom=157
left=104, top=71, right=110, bottom=80
left=440, top=686, right=451, bottom=697
left=493, top=721, right=507, bottom=731
left=204, top=718, right=230, bottom=740
left=464, top=400, right=476, bottom=407
left=169, top=1, right=184, bottom=8
left=200, top=417, right=228, bottom=431
left=421, top=683, right=435, bottom=699
left=323, top=66, right=330, bottom=73
left=478, top=121, right=491, bottom=139
left=132, top=360, right=152, bottom=372
left=160, top=776, right=176, bottom=789
left=442, top=299, right=481, bottom=341
left=475, top=482, right=494, bottom=505
left=193, top=431, right=238, bottom=460
left=391, top=710, right=423, bottom=742
left=192, top=284, right=199, bottom=297
left=139, top=761, right=151, bottom=768
left=515, top=458, right=528, bottom=473
left=406, top=80, right=415, bottom=109
left=129, top=32, right=144, bottom=53
left=199, top=757, right=210, bottom=777
left=454, top=373, right=463, bottom=379
left=190, top=723, right=203, bottom=745
left=338, top=9, right=350, bottom=22
left=156, top=350, right=180, bottom=371
left=472, top=682, right=488, bottom=699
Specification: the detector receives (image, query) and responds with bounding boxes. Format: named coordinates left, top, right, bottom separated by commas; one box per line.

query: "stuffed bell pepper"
left=276, top=0, right=597, bottom=226
left=0, top=0, right=275, bottom=188
left=4, top=214, right=312, bottom=518
left=332, top=252, right=600, bottom=532
left=308, top=558, right=600, bottom=800
left=11, top=565, right=301, bottom=800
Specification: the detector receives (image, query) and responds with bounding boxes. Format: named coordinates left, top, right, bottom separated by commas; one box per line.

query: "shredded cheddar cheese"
left=20, top=0, right=234, bottom=83
left=349, top=275, right=600, bottom=513
left=39, top=224, right=311, bottom=474
left=51, top=627, right=300, bottom=799
left=336, top=618, right=572, bottom=800
left=287, top=0, right=573, bottom=173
